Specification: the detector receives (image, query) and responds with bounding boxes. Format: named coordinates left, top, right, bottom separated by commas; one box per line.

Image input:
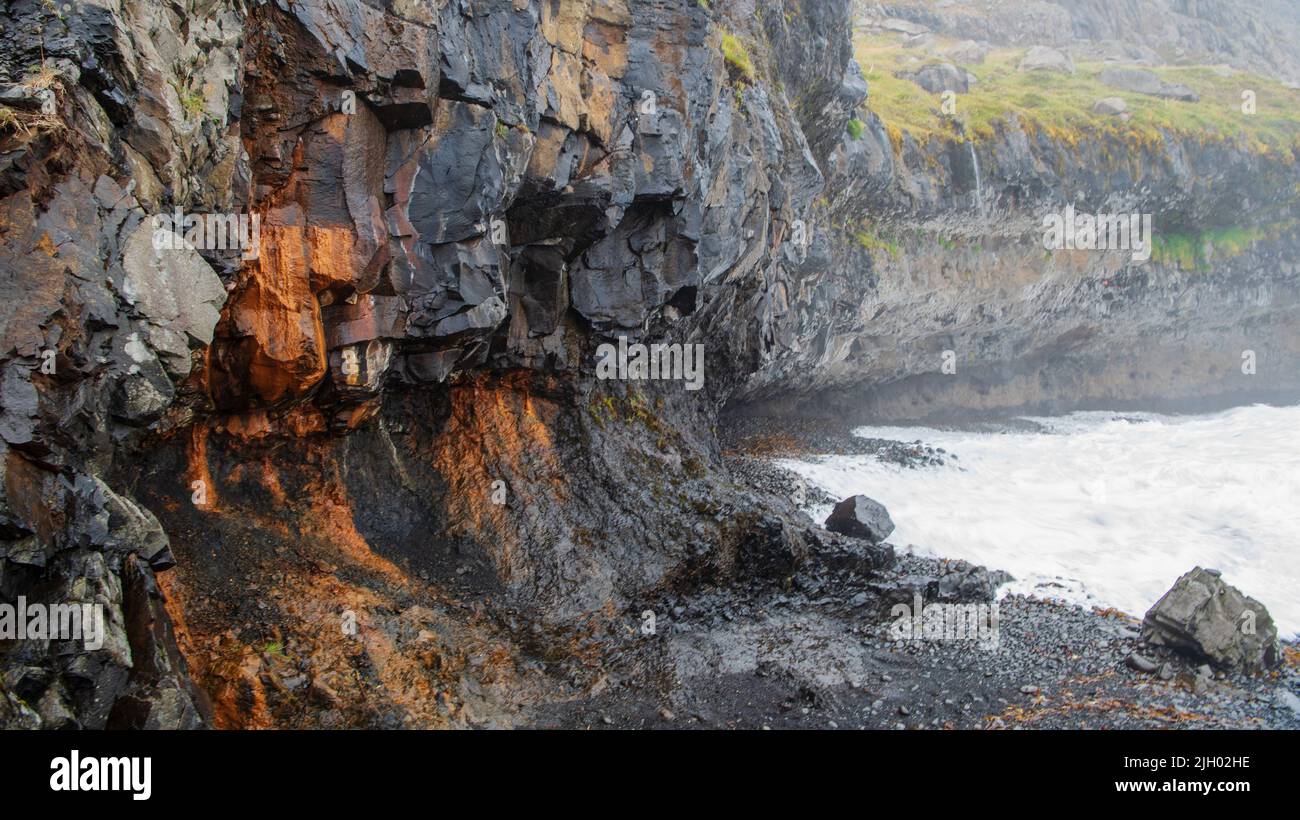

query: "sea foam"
left=779, top=405, right=1300, bottom=638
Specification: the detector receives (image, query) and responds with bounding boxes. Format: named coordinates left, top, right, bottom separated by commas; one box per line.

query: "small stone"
left=1126, top=652, right=1159, bottom=674
left=1273, top=688, right=1300, bottom=714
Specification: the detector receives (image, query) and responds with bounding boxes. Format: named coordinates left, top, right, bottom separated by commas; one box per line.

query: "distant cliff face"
left=731, top=1, right=1300, bottom=421
left=867, top=0, right=1300, bottom=86
left=733, top=112, right=1300, bottom=421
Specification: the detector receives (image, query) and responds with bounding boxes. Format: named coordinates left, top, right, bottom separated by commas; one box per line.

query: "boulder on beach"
left=824, top=495, right=895, bottom=543
left=876, top=17, right=929, bottom=36
left=1142, top=567, right=1280, bottom=674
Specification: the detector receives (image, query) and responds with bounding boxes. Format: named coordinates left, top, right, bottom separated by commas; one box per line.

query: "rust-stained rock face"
left=1, top=0, right=864, bottom=728
left=211, top=224, right=329, bottom=409
left=7, top=0, right=1296, bottom=731
left=168, top=0, right=860, bottom=454
left=0, top=4, right=233, bottom=720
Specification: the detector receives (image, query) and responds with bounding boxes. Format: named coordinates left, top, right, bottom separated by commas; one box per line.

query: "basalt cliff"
left=1, top=0, right=1297, bottom=728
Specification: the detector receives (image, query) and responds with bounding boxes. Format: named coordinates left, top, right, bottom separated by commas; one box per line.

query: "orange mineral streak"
left=306, top=225, right=358, bottom=293
left=166, top=488, right=405, bottom=728
left=184, top=425, right=219, bottom=512
left=269, top=572, right=450, bottom=727
left=156, top=571, right=198, bottom=672
left=212, top=404, right=328, bottom=441
left=257, top=445, right=411, bottom=585
left=1, top=450, right=65, bottom=543
left=170, top=462, right=484, bottom=728
left=191, top=557, right=519, bottom=729
left=307, top=489, right=410, bottom=586
left=430, top=375, right=568, bottom=584
left=223, top=224, right=328, bottom=405
left=201, top=640, right=274, bottom=730
left=332, top=399, right=383, bottom=431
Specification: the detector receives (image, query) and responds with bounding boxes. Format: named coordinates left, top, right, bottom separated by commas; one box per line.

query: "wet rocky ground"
left=722, top=415, right=954, bottom=468
left=133, top=412, right=1300, bottom=731
left=535, top=419, right=1300, bottom=730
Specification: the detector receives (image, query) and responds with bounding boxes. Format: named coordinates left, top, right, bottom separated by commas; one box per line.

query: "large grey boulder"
left=824, top=495, right=896, bottom=544
left=1086, top=40, right=1162, bottom=67
left=83, top=475, right=176, bottom=571
left=1099, top=67, right=1199, bottom=101
left=896, top=62, right=975, bottom=94
left=1093, top=97, right=1128, bottom=116
left=868, top=562, right=1011, bottom=611
left=121, top=220, right=227, bottom=345
left=941, top=40, right=990, bottom=65
left=877, top=18, right=929, bottom=36
left=1018, top=46, right=1074, bottom=75
left=1142, top=567, right=1280, bottom=674
left=119, top=220, right=228, bottom=379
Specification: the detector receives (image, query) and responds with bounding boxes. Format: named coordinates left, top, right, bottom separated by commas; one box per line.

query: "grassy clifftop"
left=854, top=33, right=1300, bottom=158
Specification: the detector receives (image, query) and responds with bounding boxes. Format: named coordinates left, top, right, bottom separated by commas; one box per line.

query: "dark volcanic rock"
left=867, top=560, right=1008, bottom=608
left=1142, top=567, right=1281, bottom=674
left=5, top=0, right=1300, bottom=730
left=936, top=564, right=1013, bottom=603
left=0, top=0, right=877, bottom=728
left=825, top=495, right=896, bottom=544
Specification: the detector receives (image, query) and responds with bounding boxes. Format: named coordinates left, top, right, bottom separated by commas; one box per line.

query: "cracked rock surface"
left=2, top=0, right=1298, bottom=728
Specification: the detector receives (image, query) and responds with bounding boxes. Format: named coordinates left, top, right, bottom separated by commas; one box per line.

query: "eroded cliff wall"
left=0, top=0, right=868, bottom=728
left=734, top=2, right=1300, bottom=421
left=2, top=0, right=1298, bottom=728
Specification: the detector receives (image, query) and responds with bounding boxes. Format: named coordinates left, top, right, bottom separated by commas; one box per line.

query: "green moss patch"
left=855, top=33, right=1300, bottom=157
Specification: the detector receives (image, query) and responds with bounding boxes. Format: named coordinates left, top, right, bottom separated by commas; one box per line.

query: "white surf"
left=778, top=405, right=1300, bottom=639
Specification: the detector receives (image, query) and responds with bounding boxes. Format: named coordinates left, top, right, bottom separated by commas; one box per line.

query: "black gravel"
left=535, top=421, right=1300, bottom=730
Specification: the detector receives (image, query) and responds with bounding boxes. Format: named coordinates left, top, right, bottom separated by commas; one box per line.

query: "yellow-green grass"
left=1152, top=224, right=1291, bottom=271
left=721, top=32, right=757, bottom=84
left=854, top=226, right=900, bottom=258
left=854, top=33, right=1300, bottom=157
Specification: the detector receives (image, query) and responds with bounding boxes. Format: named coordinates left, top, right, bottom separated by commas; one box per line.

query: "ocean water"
left=778, top=404, right=1300, bottom=638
